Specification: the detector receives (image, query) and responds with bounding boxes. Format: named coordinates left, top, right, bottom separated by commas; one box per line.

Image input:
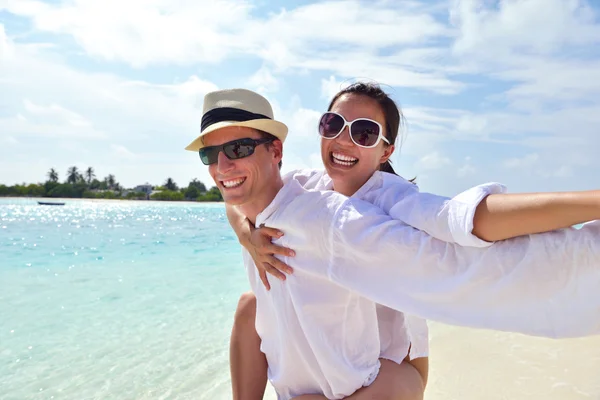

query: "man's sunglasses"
left=318, top=112, right=390, bottom=148
left=198, top=137, right=274, bottom=165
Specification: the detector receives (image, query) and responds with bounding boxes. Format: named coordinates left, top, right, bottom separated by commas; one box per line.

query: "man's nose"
left=216, top=151, right=235, bottom=173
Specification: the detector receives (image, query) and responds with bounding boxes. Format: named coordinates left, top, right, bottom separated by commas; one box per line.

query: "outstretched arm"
left=370, top=173, right=600, bottom=246
left=473, top=190, right=600, bottom=242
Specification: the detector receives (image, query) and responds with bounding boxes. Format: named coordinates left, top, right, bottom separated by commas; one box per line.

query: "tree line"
left=0, top=166, right=223, bottom=202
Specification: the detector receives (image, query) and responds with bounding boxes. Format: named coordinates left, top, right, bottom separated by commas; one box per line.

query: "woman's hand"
left=248, top=224, right=296, bottom=290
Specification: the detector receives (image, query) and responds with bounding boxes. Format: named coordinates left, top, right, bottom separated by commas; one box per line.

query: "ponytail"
left=380, top=160, right=397, bottom=175
left=380, top=160, right=417, bottom=184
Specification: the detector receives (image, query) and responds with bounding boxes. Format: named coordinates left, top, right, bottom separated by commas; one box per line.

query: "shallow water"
left=0, top=198, right=249, bottom=399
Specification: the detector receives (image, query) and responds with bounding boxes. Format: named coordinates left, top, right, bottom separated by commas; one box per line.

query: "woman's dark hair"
left=327, top=82, right=415, bottom=183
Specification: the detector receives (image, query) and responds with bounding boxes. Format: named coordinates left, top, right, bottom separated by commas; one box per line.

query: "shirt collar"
left=352, top=171, right=383, bottom=199
left=318, top=171, right=382, bottom=199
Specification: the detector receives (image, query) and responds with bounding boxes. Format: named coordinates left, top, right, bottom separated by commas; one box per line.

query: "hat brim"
left=185, top=119, right=288, bottom=152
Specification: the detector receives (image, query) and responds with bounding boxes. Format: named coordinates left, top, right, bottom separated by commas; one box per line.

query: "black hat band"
left=201, top=107, right=271, bottom=132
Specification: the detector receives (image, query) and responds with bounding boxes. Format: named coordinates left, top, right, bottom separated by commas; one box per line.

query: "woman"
left=226, top=82, right=600, bottom=399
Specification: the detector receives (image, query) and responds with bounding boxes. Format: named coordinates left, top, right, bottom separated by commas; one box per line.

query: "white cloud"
left=0, top=0, right=464, bottom=93
left=454, top=114, right=488, bottom=137
left=248, top=66, right=280, bottom=94
left=287, top=108, right=321, bottom=138
left=0, top=23, right=13, bottom=60
left=504, top=153, right=539, bottom=169
left=0, top=0, right=254, bottom=68
left=451, top=0, right=600, bottom=57
left=320, top=76, right=347, bottom=100
left=415, top=151, right=452, bottom=171
left=457, top=156, right=476, bottom=177
left=2, top=135, right=18, bottom=145
left=502, top=153, right=574, bottom=180
left=551, top=165, right=573, bottom=178
left=23, top=99, right=93, bottom=127
left=111, top=144, right=137, bottom=160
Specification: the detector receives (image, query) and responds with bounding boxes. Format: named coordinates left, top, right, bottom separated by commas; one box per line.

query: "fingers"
left=262, top=242, right=295, bottom=258
left=264, top=263, right=287, bottom=281
left=257, top=225, right=284, bottom=239
left=258, top=269, right=271, bottom=291
left=268, top=256, right=294, bottom=275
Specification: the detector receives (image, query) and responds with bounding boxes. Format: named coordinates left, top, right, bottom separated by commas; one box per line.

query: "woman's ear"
left=380, top=144, right=395, bottom=164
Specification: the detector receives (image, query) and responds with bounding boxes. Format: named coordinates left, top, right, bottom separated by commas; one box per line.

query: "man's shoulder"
left=269, top=183, right=349, bottom=226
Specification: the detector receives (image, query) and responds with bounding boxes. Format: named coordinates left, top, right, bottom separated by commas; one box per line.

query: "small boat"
left=37, top=201, right=65, bottom=206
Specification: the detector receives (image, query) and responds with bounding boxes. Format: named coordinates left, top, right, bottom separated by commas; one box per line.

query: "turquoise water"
left=0, top=198, right=252, bottom=400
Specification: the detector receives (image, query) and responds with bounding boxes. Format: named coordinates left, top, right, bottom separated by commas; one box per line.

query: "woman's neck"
left=332, top=179, right=363, bottom=198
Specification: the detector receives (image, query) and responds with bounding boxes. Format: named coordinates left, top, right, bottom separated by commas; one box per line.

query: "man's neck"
left=240, top=176, right=285, bottom=226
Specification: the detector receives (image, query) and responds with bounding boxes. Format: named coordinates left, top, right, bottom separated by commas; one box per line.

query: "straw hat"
left=185, top=88, right=288, bottom=151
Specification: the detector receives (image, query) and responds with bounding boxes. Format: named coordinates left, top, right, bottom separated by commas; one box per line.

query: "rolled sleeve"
left=366, top=173, right=508, bottom=248
left=447, top=182, right=507, bottom=247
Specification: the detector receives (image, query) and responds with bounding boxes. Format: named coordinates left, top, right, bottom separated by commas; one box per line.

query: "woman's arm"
left=225, top=203, right=295, bottom=290
left=473, top=190, right=600, bottom=242
left=225, top=202, right=253, bottom=248
left=371, top=173, right=600, bottom=246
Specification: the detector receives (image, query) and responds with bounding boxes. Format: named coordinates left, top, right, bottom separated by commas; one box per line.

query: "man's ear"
left=271, top=139, right=283, bottom=164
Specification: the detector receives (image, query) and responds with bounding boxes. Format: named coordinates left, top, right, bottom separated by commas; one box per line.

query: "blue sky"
left=1, top=0, right=600, bottom=195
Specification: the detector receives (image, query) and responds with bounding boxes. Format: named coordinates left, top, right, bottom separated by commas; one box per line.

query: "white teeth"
left=222, top=178, right=245, bottom=188
left=332, top=152, right=358, bottom=166
left=332, top=152, right=358, bottom=162
left=333, top=159, right=354, bottom=166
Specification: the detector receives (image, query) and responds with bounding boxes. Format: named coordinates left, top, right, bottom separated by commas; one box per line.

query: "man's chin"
left=222, top=194, right=247, bottom=206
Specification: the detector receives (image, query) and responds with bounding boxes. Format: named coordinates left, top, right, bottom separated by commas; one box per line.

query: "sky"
left=1, top=0, right=600, bottom=195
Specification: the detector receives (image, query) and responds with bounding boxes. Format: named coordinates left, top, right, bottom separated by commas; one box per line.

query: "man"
left=186, top=88, right=600, bottom=399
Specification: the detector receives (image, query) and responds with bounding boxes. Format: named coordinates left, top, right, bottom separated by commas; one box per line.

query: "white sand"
left=263, top=322, right=600, bottom=399
left=425, top=322, right=600, bottom=399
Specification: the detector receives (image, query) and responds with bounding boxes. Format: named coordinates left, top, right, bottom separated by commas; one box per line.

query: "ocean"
left=0, top=198, right=262, bottom=400
left=2, top=198, right=599, bottom=400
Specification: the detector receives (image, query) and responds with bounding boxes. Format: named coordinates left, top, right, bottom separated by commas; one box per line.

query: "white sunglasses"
left=318, top=112, right=390, bottom=148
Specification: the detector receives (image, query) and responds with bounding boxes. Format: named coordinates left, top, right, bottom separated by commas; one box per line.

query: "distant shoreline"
left=0, top=196, right=224, bottom=205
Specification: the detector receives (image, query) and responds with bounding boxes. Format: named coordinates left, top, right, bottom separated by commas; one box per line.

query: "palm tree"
left=67, top=166, right=79, bottom=184
left=164, top=177, right=178, bottom=191
left=189, top=178, right=207, bottom=193
left=106, top=174, right=116, bottom=190
left=85, top=167, right=95, bottom=185
left=47, top=168, right=59, bottom=183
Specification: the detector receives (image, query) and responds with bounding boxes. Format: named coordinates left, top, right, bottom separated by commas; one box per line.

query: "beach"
left=1, top=198, right=598, bottom=400
left=424, top=323, right=600, bottom=399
